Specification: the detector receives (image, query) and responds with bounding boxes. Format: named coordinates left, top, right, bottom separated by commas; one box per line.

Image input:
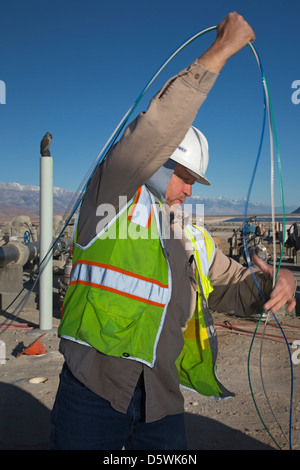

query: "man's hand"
left=198, top=12, right=255, bottom=73
left=215, top=11, right=256, bottom=59
left=252, top=254, right=297, bottom=314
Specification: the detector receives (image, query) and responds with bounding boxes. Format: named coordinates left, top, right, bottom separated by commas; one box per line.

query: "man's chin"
left=169, top=201, right=184, bottom=210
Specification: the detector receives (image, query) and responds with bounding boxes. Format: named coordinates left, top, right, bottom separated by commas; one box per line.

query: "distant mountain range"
left=0, top=181, right=75, bottom=219
left=0, top=181, right=297, bottom=220
left=184, top=195, right=297, bottom=216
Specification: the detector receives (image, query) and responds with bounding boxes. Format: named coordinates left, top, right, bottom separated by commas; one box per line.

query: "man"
left=49, top=12, right=296, bottom=450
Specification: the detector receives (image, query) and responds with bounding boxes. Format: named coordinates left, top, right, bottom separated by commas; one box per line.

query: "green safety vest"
left=59, top=185, right=231, bottom=399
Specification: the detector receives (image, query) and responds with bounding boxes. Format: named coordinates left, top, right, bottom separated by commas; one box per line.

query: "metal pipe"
left=0, top=241, right=40, bottom=268
left=0, top=236, right=72, bottom=270
left=26, top=241, right=40, bottom=263
left=39, top=155, right=53, bottom=330
left=0, top=244, right=19, bottom=268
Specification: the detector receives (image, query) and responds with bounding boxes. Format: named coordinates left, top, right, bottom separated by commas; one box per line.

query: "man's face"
left=165, top=163, right=196, bottom=208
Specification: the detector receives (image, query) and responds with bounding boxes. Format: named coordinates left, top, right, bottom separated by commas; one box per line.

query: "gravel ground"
left=0, top=224, right=299, bottom=451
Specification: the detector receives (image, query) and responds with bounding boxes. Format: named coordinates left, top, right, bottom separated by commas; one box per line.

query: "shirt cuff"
left=179, top=61, right=219, bottom=94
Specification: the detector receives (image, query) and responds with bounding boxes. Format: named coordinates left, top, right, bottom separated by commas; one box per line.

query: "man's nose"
left=183, top=184, right=192, bottom=197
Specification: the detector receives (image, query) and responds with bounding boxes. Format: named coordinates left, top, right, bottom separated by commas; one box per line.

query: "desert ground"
left=0, top=216, right=299, bottom=451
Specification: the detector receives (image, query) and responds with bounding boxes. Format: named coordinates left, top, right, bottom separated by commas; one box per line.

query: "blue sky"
left=1, top=0, right=299, bottom=210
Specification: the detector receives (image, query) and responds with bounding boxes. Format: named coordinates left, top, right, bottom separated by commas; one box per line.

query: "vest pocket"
left=76, top=288, right=144, bottom=359
left=92, top=288, right=139, bottom=332
left=98, top=304, right=139, bottom=341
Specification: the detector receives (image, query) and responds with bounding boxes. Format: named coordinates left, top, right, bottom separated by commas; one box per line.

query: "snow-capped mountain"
left=0, top=181, right=297, bottom=216
left=183, top=195, right=296, bottom=216
left=0, top=181, right=74, bottom=212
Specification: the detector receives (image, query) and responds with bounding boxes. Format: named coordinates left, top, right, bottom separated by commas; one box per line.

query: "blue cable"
left=272, top=312, right=294, bottom=450
left=245, top=42, right=294, bottom=450
left=242, top=44, right=267, bottom=301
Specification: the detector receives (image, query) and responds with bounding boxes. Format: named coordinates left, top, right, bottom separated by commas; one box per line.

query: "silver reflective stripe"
left=185, top=224, right=210, bottom=276
left=129, top=185, right=153, bottom=227
left=71, top=262, right=169, bottom=307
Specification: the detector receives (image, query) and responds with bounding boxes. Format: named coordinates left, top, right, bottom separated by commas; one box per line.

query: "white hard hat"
left=170, top=126, right=210, bottom=185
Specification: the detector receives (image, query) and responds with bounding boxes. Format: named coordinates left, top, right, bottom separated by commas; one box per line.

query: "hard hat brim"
left=187, top=168, right=211, bottom=186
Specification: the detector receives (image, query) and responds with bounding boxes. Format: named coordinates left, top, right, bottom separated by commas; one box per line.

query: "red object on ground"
left=16, top=333, right=47, bottom=357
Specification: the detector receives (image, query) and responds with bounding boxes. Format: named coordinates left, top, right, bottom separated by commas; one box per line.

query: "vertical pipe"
left=39, top=156, right=53, bottom=330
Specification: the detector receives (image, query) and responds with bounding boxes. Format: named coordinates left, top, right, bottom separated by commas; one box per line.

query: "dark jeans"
left=49, top=363, right=187, bottom=450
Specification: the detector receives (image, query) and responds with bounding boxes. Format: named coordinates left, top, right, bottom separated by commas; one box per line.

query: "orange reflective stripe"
left=128, top=186, right=154, bottom=229
left=128, top=186, right=142, bottom=221
left=72, top=259, right=168, bottom=289
left=146, top=206, right=154, bottom=229
left=69, top=280, right=166, bottom=308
